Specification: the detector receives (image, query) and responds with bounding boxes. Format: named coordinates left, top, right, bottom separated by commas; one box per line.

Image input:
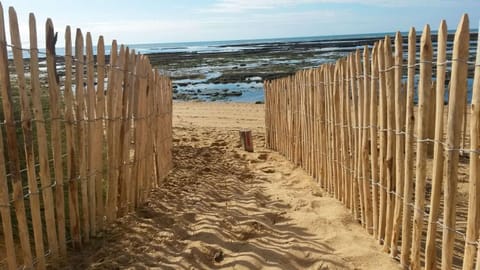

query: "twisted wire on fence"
left=5, top=43, right=155, bottom=79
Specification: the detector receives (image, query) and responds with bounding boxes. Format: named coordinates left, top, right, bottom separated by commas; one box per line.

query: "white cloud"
left=80, top=20, right=207, bottom=44
left=205, top=0, right=465, bottom=13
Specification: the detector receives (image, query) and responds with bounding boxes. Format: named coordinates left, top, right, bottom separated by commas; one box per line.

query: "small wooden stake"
left=240, top=130, right=254, bottom=152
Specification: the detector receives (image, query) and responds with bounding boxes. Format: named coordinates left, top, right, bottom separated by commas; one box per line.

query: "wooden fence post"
left=127, top=50, right=137, bottom=212
left=442, top=14, right=469, bottom=270
left=118, top=48, right=133, bottom=216
left=377, top=40, right=388, bottom=244
left=319, top=67, right=328, bottom=192
left=349, top=55, right=360, bottom=221
left=106, top=41, right=119, bottom=220
left=113, top=46, right=127, bottom=211
left=355, top=50, right=366, bottom=226
left=75, top=28, right=90, bottom=243
left=94, top=36, right=106, bottom=228
left=340, top=60, right=350, bottom=208
left=463, top=18, right=480, bottom=270
left=333, top=63, right=342, bottom=201
left=0, top=119, right=17, bottom=270
left=10, top=8, right=47, bottom=269
left=64, top=25, right=82, bottom=248
left=0, top=3, right=33, bottom=267
left=424, top=20, right=448, bottom=270
left=390, top=31, right=405, bottom=257
left=0, top=126, right=16, bottom=268
left=411, top=24, right=433, bottom=270
left=401, top=27, right=416, bottom=266
left=362, top=47, right=373, bottom=233
left=0, top=6, right=19, bottom=270
left=86, top=32, right=97, bottom=235
left=370, top=42, right=379, bottom=239
left=343, top=61, right=354, bottom=213
left=45, top=18, right=67, bottom=256
left=383, top=35, right=396, bottom=253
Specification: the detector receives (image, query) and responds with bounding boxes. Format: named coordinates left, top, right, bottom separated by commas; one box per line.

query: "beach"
left=61, top=102, right=401, bottom=269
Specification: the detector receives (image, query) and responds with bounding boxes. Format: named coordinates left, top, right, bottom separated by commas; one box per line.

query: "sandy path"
left=64, top=102, right=400, bottom=269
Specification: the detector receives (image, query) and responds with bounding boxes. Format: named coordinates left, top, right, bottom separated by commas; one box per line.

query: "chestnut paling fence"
left=265, top=15, right=480, bottom=270
left=0, top=3, right=173, bottom=270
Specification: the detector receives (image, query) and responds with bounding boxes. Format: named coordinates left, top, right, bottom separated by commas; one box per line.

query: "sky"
left=1, top=0, right=479, bottom=46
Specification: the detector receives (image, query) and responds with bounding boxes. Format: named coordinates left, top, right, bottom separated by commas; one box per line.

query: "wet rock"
left=173, top=93, right=193, bottom=101
left=222, top=91, right=242, bottom=97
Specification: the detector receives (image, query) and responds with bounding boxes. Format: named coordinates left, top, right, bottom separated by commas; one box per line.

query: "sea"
left=130, top=31, right=478, bottom=103
left=8, top=31, right=479, bottom=103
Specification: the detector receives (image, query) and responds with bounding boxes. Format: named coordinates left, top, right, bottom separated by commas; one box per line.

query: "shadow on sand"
left=62, top=136, right=350, bottom=269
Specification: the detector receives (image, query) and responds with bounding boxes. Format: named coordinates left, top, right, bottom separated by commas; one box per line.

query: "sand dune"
left=63, top=102, right=400, bottom=269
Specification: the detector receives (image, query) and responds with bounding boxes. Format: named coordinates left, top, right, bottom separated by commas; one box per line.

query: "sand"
left=63, top=102, right=401, bottom=270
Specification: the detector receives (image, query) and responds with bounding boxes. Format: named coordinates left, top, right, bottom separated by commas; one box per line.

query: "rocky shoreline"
left=143, top=32, right=478, bottom=102
left=145, top=36, right=383, bottom=102
left=13, top=32, right=475, bottom=103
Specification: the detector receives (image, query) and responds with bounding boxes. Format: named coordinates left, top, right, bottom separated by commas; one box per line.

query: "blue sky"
left=1, top=0, right=479, bottom=46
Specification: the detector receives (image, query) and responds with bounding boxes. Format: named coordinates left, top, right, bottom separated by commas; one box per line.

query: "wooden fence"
left=265, top=14, right=480, bottom=270
left=0, top=4, right=173, bottom=269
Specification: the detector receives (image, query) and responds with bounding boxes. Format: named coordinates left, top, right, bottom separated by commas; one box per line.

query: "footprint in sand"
left=310, top=200, right=322, bottom=210
left=264, top=211, right=287, bottom=225
left=292, top=199, right=309, bottom=211
left=312, top=188, right=324, bottom=197
left=211, top=140, right=228, bottom=147
left=182, top=212, right=196, bottom=223
left=257, top=153, right=268, bottom=160
left=234, top=221, right=265, bottom=241
left=260, top=166, right=276, bottom=174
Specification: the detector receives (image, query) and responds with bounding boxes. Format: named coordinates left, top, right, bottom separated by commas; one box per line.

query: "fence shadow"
left=61, top=136, right=348, bottom=269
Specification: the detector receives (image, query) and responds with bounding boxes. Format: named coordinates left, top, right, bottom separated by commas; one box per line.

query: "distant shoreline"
left=8, top=31, right=478, bottom=103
